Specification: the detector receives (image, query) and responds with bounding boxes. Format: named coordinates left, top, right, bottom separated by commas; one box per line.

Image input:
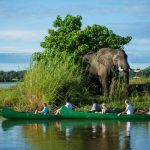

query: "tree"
left=30, top=14, right=132, bottom=99
left=32, top=14, right=132, bottom=62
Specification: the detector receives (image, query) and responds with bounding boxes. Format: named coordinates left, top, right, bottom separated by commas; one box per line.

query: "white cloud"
left=0, top=63, right=29, bottom=71
left=0, top=46, right=42, bottom=53
left=123, top=0, right=150, bottom=16
left=124, top=37, right=150, bottom=60
left=124, top=5, right=150, bottom=14
left=126, top=47, right=150, bottom=56
left=133, top=38, right=150, bottom=45
left=0, top=29, right=47, bottom=40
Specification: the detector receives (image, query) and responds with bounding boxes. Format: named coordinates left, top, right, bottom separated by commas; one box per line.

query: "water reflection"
left=34, top=122, right=49, bottom=135
left=1, top=119, right=150, bottom=150
left=55, top=121, right=73, bottom=140
left=119, top=122, right=132, bottom=150
left=126, top=122, right=132, bottom=137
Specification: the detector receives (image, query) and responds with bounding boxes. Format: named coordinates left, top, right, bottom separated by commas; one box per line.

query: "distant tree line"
left=0, top=66, right=149, bottom=82
left=140, top=66, right=150, bottom=77
left=130, top=66, right=150, bottom=77
left=0, top=70, right=26, bottom=82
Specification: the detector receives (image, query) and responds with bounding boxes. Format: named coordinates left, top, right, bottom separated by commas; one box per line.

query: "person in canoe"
left=95, top=102, right=108, bottom=114
left=72, top=93, right=81, bottom=107
left=65, top=99, right=73, bottom=110
left=35, top=103, right=49, bottom=115
left=54, top=99, right=73, bottom=115
left=101, top=102, right=108, bottom=113
left=119, top=99, right=133, bottom=115
left=89, top=99, right=101, bottom=113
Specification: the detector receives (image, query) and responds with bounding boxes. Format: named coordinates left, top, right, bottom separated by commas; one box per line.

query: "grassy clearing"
left=0, top=86, right=19, bottom=108
left=130, top=77, right=150, bottom=84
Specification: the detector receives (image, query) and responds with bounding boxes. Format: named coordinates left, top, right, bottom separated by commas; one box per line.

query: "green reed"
left=0, top=86, right=20, bottom=108
left=18, top=54, right=89, bottom=110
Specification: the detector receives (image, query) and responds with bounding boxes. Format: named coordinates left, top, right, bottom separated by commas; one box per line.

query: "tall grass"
left=19, top=54, right=89, bottom=110
left=0, top=86, right=19, bottom=108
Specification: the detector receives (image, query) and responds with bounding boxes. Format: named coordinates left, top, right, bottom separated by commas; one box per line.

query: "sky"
left=0, top=0, right=150, bottom=71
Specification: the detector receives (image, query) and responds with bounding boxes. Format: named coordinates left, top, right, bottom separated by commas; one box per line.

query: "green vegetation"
left=20, top=54, right=89, bottom=108
left=0, top=70, right=25, bottom=82
left=0, top=15, right=149, bottom=111
left=130, top=66, right=150, bottom=78
left=130, top=77, right=150, bottom=84
left=33, top=14, right=131, bottom=63
left=0, top=86, right=21, bottom=108
left=0, top=76, right=150, bottom=111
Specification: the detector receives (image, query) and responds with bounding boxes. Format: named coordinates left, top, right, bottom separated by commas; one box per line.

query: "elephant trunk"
left=118, top=62, right=129, bottom=84
left=124, top=70, right=129, bottom=84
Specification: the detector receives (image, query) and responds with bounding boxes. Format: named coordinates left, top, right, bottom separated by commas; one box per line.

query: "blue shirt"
left=65, top=102, right=73, bottom=109
left=41, top=106, right=49, bottom=115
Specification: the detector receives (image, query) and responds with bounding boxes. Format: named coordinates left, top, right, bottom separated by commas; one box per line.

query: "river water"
left=0, top=82, right=16, bottom=87
left=0, top=117, right=150, bottom=150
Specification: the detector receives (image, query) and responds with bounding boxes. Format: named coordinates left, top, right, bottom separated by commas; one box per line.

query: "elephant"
left=83, top=48, right=130, bottom=96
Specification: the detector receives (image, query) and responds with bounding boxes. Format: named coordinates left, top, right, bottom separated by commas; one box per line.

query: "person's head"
left=92, top=99, right=98, bottom=104
left=76, top=93, right=80, bottom=98
left=125, top=99, right=129, bottom=105
left=65, top=99, right=70, bottom=103
left=102, top=102, right=106, bottom=108
left=43, top=103, right=47, bottom=107
left=66, top=95, right=72, bottom=102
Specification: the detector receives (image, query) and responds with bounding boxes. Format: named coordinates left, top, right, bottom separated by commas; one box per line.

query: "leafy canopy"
left=33, top=14, right=132, bottom=62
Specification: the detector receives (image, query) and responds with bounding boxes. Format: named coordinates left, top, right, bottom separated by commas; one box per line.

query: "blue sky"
left=0, top=0, right=150, bottom=71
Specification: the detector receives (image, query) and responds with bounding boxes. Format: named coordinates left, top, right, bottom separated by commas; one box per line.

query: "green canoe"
left=2, top=106, right=150, bottom=120
left=0, top=109, right=2, bottom=116
left=60, top=106, right=150, bottom=120
left=2, top=107, right=62, bottom=120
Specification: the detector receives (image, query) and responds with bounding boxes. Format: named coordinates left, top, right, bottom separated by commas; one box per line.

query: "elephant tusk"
left=118, top=66, right=123, bottom=72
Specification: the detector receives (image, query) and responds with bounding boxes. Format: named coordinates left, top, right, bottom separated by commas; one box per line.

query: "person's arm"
left=121, top=109, right=127, bottom=114
left=119, top=107, right=128, bottom=115
left=41, top=107, right=46, bottom=113
left=65, top=103, right=69, bottom=108
left=91, top=104, right=96, bottom=111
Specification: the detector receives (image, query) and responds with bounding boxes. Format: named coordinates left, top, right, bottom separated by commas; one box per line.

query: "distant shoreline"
left=0, top=63, right=149, bottom=72
left=0, top=82, right=17, bottom=87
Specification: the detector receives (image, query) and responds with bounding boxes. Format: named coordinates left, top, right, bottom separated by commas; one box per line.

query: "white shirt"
left=102, top=107, right=107, bottom=113
left=65, top=102, right=73, bottom=110
left=126, top=104, right=133, bottom=114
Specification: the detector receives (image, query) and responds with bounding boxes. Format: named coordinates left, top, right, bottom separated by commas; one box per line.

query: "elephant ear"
left=83, top=51, right=95, bottom=63
left=97, top=55, right=105, bottom=65
left=97, top=54, right=113, bottom=66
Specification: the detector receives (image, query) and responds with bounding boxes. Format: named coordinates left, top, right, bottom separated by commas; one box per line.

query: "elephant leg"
left=99, top=76, right=109, bottom=96
left=109, top=77, right=116, bottom=98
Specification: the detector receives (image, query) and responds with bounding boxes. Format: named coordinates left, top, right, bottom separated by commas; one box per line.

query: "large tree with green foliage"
left=33, top=14, right=132, bottom=62
left=24, top=14, right=132, bottom=106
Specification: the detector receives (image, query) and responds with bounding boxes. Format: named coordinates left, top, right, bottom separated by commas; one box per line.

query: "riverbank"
left=0, top=77, right=149, bottom=111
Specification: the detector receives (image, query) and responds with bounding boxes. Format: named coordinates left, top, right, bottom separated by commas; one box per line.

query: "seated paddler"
left=35, top=103, right=49, bottom=115
left=89, top=99, right=101, bottom=113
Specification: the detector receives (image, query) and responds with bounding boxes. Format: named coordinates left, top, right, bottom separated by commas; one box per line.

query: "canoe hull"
left=2, top=107, right=150, bottom=120
left=60, top=106, right=150, bottom=120
left=2, top=107, right=62, bottom=120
